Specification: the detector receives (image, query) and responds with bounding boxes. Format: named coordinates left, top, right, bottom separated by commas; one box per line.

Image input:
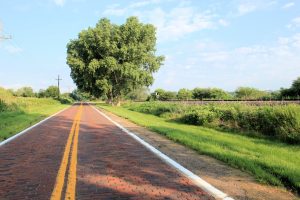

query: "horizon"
left=1, top=0, right=300, bottom=92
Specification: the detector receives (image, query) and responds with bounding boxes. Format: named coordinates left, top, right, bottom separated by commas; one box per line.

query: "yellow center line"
left=50, top=103, right=83, bottom=200
left=65, top=104, right=83, bottom=200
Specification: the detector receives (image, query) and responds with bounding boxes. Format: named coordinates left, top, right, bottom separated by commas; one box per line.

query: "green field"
left=0, top=88, right=69, bottom=141
left=98, top=103, right=300, bottom=194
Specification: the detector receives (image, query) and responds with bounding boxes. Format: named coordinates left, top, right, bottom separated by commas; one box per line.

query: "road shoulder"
left=99, top=108, right=298, bottom=200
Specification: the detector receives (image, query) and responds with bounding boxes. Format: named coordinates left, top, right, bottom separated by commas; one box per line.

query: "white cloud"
left=102, top=4, right=127, bottom=16
left=218, top=19, right=229, bottom=27
left=282, top=2, right=295, bottom=9
left=287, top=17, right=300, bottom=29
left=155, top=7, right=214, bottom=41
left=53, top=0, right=65, bottom=7
left=237, top=3, right=257, bottom=15
left=133, top=6, right=217, bottom=42
left=128, top=0, right=162, bottom=9
left=235, top=1, right=276, bottom=16
left=159, top=33, right=300, bottom=90
left=4, top=45, right=23, bottom=54
left=200, top=51, right=229, bottom=62
left=102, top=0, right=163, bottom=16
left=102, top=2, right=223, bottom=42
left=197, top=34, right=300, bottom=65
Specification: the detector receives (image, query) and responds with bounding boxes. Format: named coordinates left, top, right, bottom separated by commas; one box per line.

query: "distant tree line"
left=6, top=86, right=96, bottom=104
left=125, top=77, right=300, bottom=101
left=5, top=76, right=300, bottom=102
left=8, top=86, right=61, bottom=98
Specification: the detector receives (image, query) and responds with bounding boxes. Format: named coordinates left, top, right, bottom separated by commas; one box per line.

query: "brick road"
left=0, top=104, right=214, bottom=200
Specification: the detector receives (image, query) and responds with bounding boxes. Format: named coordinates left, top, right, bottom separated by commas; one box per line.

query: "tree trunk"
left=106, top=90, right=114, bottom=105
left=114, top=96, right=121, bottom=106
left=105, top=98, right=112, bottom=105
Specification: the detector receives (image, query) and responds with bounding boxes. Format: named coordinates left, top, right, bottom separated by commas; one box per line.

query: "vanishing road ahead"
left=0, top=103, right=213, bottom=200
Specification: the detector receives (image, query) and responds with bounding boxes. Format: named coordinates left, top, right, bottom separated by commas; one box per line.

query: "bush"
left=58, top=96, right=73, bottom=104
left=125, top=102, right=300, bottom=144
left=126, top=102, right=183, bottom=116
left=218, top=106, right=238, bottom=122
left=181, top=109, right=217, bottom=125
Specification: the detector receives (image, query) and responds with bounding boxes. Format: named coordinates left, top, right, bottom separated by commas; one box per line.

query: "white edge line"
left=0, top=106, right=70, bottom=147
left=91, top=105, right=234, bottom=200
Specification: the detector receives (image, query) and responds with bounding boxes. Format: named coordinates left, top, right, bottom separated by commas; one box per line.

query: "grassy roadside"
left=0, top=98, right=68, bottom=141
left=98, top=104, right=300, bottom=195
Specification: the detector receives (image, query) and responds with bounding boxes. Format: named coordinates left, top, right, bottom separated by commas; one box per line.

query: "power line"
left=56, top=75, right=62, bottom=100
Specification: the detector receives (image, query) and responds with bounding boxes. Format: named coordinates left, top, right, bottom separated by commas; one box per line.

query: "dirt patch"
left=100, top=108, right=299, bottom=200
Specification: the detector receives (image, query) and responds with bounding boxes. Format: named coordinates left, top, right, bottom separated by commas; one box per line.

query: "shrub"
left=218, top=106, right=238, bottom=122
left=126, top=102, right=183, bottom=117
left=180, top=109, right=217, bottom=125
left=125, top=102, right=300, bottom=144
left=232, top=105, right=300, bottom=143
left=257, top=106, right=300, bottom=143
left=58, top=97, right=73, bottom=104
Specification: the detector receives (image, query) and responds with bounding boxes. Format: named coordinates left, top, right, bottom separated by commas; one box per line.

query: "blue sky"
left=0, top=0, right=300, bottom=92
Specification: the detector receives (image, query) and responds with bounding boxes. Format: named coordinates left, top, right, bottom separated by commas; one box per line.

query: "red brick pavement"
left=76, top=105, right=213, bottom=200
left=0, top=105, right=79, bottom=200
left=0, top=104, right=214, bottom=200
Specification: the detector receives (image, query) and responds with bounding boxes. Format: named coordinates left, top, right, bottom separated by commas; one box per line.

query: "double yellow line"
left=50, top=103, right=83, bottom=200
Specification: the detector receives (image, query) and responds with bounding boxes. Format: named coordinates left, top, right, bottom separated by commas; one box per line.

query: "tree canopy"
left=280, top=77, right=300, bottom=98
left=235, top=87, right=270, bottom=100
left=177, top=88, right=192, bottom=100
left=67, top=17, right=164, bottom=105
left=150, top=89, right=177, bottom=101
left=192, top=88, right=231, bottom=100
left=43, top=86, right=59, bottom=98
left=15, top=87, right=34, bottom=97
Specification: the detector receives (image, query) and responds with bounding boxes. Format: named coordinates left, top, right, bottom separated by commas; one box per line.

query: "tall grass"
left=125, top=102, right=300, bottom=144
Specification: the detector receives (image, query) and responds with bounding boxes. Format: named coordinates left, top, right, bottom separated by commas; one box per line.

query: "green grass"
left=125, top=101, right=300, bottom=144
left=98, top=104, right=300, bottom=195
left=0, top=97, right=68, bottom=141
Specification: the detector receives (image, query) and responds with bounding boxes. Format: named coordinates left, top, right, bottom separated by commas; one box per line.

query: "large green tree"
left=67, top=17, right=164, bottom=105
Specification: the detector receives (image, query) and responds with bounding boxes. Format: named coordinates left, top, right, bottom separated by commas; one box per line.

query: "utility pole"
left=56, top=75, right=62, bottom=100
